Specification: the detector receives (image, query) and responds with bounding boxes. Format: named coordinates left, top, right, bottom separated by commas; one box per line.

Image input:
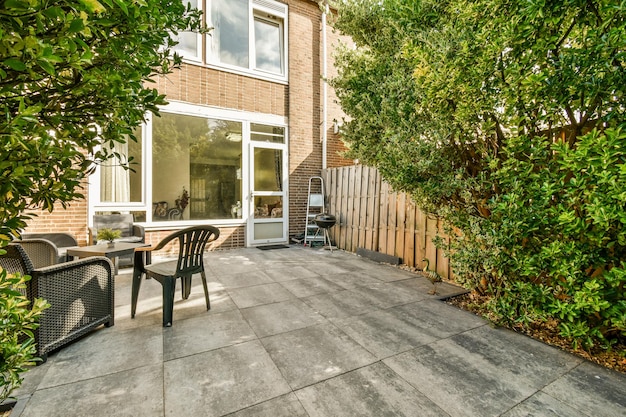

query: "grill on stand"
left=314, top=213, right=337, bottom=251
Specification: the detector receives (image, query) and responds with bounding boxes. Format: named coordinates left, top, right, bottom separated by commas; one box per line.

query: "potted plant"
left=0, top=263, right=48, bottom=413
left=96, top=228, right=121, bottom=247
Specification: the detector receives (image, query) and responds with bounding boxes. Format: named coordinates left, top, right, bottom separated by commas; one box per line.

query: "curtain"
left=100, top=141, right=131, bottom=202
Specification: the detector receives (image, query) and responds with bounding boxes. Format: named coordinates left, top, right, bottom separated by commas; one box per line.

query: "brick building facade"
left=23, top=0, right=351, bottom=250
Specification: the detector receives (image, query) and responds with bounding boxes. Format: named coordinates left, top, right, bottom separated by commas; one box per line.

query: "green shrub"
left=0, top=264, right=48, bottom=403
left=447, top=128, right=626, bottom=349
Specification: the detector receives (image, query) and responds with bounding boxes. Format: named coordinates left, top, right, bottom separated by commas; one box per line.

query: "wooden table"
left=66, top=242, right=151, bottom=273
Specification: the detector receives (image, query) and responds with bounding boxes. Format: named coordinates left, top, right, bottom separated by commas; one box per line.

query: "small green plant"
left=96, top=228, right=122, bottom=242
left=0, top=264, right=49, bottom=403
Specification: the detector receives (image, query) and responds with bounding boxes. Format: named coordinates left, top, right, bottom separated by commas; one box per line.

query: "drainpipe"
left=321, top=3, right=329, bottom=170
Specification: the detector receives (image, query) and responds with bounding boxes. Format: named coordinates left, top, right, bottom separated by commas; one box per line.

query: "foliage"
left=330, top=0, right=626, bottom=349
left=0, top=0, right=203, bottom=241
left=96, top=227, right=121, bottom=242
left=0, top=0, right=201, bottom=404
left=0, top=260, right=48, bottom=403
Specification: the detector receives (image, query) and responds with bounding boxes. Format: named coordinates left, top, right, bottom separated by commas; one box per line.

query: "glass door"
left=248, top=124, right=287, bottom=245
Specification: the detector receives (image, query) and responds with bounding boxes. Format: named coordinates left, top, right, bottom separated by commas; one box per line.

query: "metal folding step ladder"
left=304, top=176, right=326, bottom=247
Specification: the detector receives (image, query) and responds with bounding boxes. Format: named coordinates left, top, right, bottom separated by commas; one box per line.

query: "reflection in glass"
left=253, top=196, right=283, bottom=218
left=250, top=124, right=284, bottom=143
left=152, top=113, right=242, bottom=221
left=254, top=148, right=282, bottom=192
left=255, top=17, right=282, bottom=74
left=212, top=0, right=249, bottom=67
left=174, top=0, right=199, bottom=58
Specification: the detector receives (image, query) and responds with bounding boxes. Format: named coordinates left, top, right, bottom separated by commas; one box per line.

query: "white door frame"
left=246, top=140, right=288, bottom=246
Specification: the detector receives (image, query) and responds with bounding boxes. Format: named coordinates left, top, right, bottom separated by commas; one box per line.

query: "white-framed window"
left=90, top=102, right=288, bottom=227
left=207, top=0, right=288, bottom=80
left=173, top=0, right=203, bottom=62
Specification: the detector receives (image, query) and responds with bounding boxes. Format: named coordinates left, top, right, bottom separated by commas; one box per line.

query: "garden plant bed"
left=446, top=292, right=626, bottom=374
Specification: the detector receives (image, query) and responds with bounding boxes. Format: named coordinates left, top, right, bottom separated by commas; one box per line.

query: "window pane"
left=250, top=123, right=284, bottom=143
left=254, top=222, right=283, bottom=240
left=152, top=113, right=242, bottom=221
left=254, top=17, right=282, bottom=74
left=173, top=0, right=199, bottom=58
left=254, top=148, right=282, bottom=191
left=254, top=196, right=283, bottom=218
left=212, top=0, right=249, bottom=68
left=100, top=129, right=142, bottom=203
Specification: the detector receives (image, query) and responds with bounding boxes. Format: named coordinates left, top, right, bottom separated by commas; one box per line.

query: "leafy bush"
left=447, top=129, right=626, bottom=349
left=0, top=264, right=48, bottom=403
left=331, top=0, right=626, bottom=350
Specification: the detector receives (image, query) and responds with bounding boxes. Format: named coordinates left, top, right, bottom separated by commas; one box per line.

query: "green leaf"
left=3, top=58, right=27, bottom=71
left=36, top=59, right=55, bottom=75
left=78, top=0, right=106, bottom=14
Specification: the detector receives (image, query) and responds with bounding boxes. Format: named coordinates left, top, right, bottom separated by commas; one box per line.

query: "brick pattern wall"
left=23, top=179, right=91, bottom=245
left=287, top=0, right=323, bottom=239
left=143, top=225, right=245, bottom=256
left=154, top=65, right=288, bottom=116
left=324, top=8, right=353, bottom=169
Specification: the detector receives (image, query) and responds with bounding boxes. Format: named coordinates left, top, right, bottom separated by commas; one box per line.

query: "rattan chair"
left=131, top=225, right=220, bottom=327
left=0, top=244, right=115, bottom=361
left=14, top=238, right=62, bottom=269
left=20, top=232, right=78, bottom=263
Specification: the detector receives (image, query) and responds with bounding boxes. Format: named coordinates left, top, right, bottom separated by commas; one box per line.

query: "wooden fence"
left=322, top=165, right=452, bottom=279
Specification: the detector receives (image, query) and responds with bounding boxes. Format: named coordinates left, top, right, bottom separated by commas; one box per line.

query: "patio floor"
left=10, top=246, right=626, bottom=416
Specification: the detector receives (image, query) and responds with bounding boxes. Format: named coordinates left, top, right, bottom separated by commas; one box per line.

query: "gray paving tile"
left=262, top=322, right=377, bottom=389
left=219, top=270, right=274, bottom=289
left=296, top=362, right=447, bottom=417
left=542, top=361, right=626, bottom=417
left=241, top=299, right=326, bottom=337
left=38, top=325, right=163, bottom=389
left=164, top=340, right=291, bottom=417
left=279, top=275, right=345, bottom=298
left=13, top=363, right=49, bottom=398
left=265, top=265, right=320, bottom=282
left=19, top=364, right=163, bottom=417
left=384, top=326, right=582, bottom=417
left=225, top=393, right=309, bottom=417
left=334, top=300, right=485, bottom=359
left=320, top=271, right=382, bottom=289
left=227, top=282, right=294, bottom=308
left=163, top=309, right=257, bottom=360
left=349, top=281, right=424, bottom=309
left=501, top=391, right=592, bottom=417
left=302, top=260, right=352, bottom=276
left=301, top=289, right=381, bottom=319
left=359, top=264, right=419, bottom=282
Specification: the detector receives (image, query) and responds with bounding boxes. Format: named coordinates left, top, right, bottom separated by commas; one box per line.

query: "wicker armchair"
left=131, top=225, right=220, bottom=327
left=14, top=238, right=63, bottom=268
left=20, top=232, right=78, bottom=263
left=0, top=244, right=115, bottom=361
left=89, top=214, right=145, bottom=267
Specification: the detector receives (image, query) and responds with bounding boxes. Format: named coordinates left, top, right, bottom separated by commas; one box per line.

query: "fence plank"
left=378, top=180, right=389, bottom=253
left=324, top=165, right=451, bottom=279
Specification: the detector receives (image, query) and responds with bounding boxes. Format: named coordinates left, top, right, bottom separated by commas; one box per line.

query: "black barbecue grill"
left=314, top=213, right=336, bottom=251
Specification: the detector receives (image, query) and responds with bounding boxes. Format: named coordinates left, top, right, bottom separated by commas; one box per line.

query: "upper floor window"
left=174, top=0, right=203, bottom=61
left=207, top=0, right=287, bottom=79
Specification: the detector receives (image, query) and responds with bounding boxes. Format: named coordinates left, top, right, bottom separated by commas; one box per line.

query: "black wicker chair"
left=14, top=238, right=64, bottom=269
left=131, top=225, right=220, bottom=327
left=0, top=244, right=115, bottom=361
left=20, top=232, right=78, bottom=263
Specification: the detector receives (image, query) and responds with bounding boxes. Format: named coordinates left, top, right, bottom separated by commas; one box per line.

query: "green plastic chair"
left=130, top=225, right=220, bottom=327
